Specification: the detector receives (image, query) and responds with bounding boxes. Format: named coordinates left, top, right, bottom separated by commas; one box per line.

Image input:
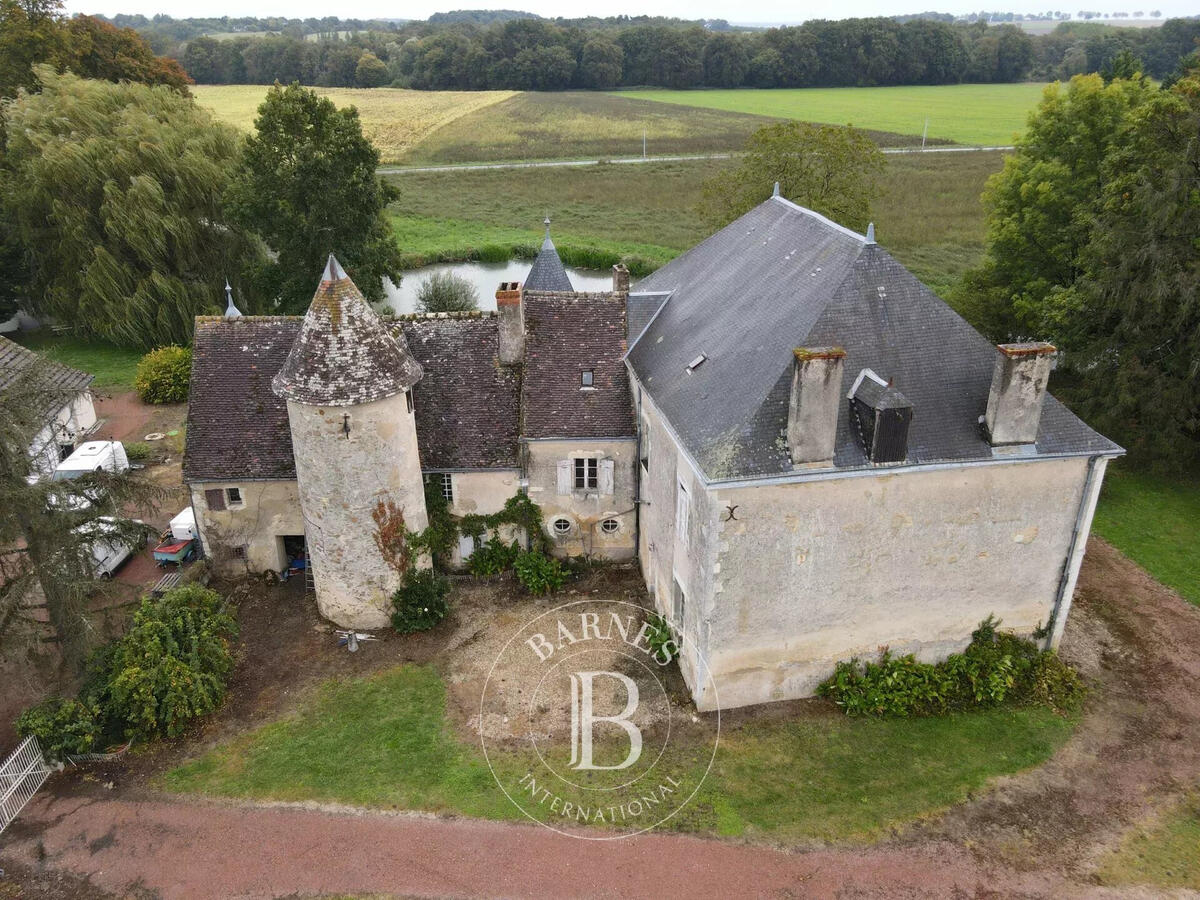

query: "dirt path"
left=2, top=538, right=1198, bottom=898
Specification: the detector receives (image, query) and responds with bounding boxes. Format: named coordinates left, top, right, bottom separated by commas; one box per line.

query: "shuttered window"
left=204, top=488, right=226, bottom=511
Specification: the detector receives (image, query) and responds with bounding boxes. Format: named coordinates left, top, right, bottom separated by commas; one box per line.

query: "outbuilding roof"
left=521, top=291, right=634, bottom=439
left=272, top=255, right=423, bottom=407
left=627, top=196, right=1121, bottom=482
left=0, top=335, right=93, bottom=417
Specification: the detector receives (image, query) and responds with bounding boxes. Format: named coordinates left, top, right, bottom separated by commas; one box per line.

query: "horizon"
left=62, top=2, right=1193, bottom=26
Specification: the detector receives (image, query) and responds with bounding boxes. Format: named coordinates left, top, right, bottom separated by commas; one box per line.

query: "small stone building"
left=184, top=202, right=1121, bottom=710
left=0, top=335, right=97, bottom=475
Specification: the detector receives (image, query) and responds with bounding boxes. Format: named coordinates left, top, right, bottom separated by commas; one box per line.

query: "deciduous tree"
left=0, top=69, right=262, bottom=347
left=226, top=82, right=404, bottom=313
left=698, top=121, right=884, bottom=231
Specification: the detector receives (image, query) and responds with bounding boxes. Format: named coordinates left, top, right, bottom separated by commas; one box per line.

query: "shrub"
left=124, top=441, right=154, bottom=462
left=134, top=345, right=192, bottom=404
left=392, top=569, right=450, bottom=634
left=107, top=583, right=238, bottom=740
left=416, top=271, right=479, bottom=313
left=513, top=550, right=567, bottom=596
left=467, top=536, right=519, bottom=577
left=15, top=697, right=103, bottom=760
left=643, top=613, right=679, bottom=664
left=817, top=616, right=1086, bottom=717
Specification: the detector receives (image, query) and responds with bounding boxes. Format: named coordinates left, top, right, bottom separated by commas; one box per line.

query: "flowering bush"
left=134, top=345, right=192, bottom=404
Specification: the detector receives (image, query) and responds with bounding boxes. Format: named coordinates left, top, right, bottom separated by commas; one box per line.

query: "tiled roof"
left=273, top=255, right=423, bottom=407
left=524, top=231, right=574, bottom=292
left=398, top=317, right=521, bottom=469
left=0, top=336, right=93, bottom=419
left=521, top=291, right=634, bottom=439
left=184, top=317, right=301, bottom=482
left=628, top=196, right=1121, bottom=482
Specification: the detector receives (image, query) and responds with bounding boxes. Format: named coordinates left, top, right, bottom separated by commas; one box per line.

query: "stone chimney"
left=787, top=347, right=846, bottom=466
left=496, top=281, right=523, bottom=365
left=612, top=263, right=630, bottom=294
left=984, top=342, right=1056, bottom=445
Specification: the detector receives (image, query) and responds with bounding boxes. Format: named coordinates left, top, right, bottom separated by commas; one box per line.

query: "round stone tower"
left=273, top=255, right=428, bottom=629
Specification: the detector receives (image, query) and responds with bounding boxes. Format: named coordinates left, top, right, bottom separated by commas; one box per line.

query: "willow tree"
left=0, top=358, right=161, bottom=672
left=0, top=69, right=263, bottom=348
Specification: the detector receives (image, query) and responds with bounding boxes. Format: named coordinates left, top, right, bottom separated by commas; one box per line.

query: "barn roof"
left=627, top=196, right=1121, bottom=482
left=0, top=335, right=93, bottom=416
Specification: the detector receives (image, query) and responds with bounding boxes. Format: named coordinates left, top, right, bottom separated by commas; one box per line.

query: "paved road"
left=379, top=145, right=1014, bottom=175
left=0, top=793, right=1070, bottom=899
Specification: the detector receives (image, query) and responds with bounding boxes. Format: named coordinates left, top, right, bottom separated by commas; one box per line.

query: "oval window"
left=600, top=517, right=620, bottom=534
left=551, top=517, right=572, bottom=536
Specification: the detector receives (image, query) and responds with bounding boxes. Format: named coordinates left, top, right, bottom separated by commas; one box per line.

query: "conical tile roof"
left=524, top=218, right=574, bottom=292
left=273, top=255, right=422, bottom=406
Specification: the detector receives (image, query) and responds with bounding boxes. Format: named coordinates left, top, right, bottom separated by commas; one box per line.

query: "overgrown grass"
left=1097, top=789, right=1200, bottom=889
left=389, top=151, right=1003, bottom=296
left=619, top=83, right=1050, bottom=147
left=164, top=663, right=1076, bottom=843
left=1092, top=466, right=1200, bottom=606
left=192, top=85, right=516, bottom=163
left=10, top=332, right=142, bottom=391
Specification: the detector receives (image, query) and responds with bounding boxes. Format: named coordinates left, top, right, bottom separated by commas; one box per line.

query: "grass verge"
left=1092, top=466, right=1200, bottom=606
left=617, top=83, right=1049, bottom=147
left=11, top=332, right=142, bottom=391
left=164, top=664, right=1076, bottom=843
left=1097, top=789, right=1200, bottom=889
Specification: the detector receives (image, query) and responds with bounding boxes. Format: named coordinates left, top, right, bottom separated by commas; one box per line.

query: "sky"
left=61, top=0, right=1196, bottom=24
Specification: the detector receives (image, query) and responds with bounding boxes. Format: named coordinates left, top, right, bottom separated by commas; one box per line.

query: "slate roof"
left=184, top=317, right=301, bottom=482
left=0, top=336, right=93, bottom=419
left=273, top=255, right=423, bottom=406
left=524, top=227, right=574, bottom=293
left=398, top=317, right=521, bottom=469
left=627, top=196, right=1122, bottom=482
left=627, top=291, right=670, bottom=347
left=522, top=291, right=635, bottom=439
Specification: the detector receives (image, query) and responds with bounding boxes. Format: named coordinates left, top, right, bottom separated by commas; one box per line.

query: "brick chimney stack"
left=787, top=346, right=846, bottom=466
left=984, top=342, right=1056, bottom=445
left=496, top=281, right=523, bottom=365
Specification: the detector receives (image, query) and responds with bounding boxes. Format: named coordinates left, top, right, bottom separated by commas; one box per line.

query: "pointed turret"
left=525, top=217, right=574, bottom=292
left=273, top=255, right=422, bottom=406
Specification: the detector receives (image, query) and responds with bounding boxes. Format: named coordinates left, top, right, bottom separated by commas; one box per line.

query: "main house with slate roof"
left=185, top=200, right=1120, bottom=710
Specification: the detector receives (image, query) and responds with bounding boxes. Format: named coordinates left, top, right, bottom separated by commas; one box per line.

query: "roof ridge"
left=391, top=310, right=497, bottom=321
left=195, top=315, right=303, bottom=323
left=769, top=195, right=870, bottom=245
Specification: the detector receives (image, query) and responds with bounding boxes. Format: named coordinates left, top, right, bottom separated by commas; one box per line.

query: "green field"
left=619, top=83, right=1049, bottom=147
left=10, top=332, right=141, bottom=390
left=165, top=663, right=1074, bottom=843
left=389, top=150, right=1001, bottom=295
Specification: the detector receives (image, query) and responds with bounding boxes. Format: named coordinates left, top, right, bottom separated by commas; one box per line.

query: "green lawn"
left=1098, top=789, right=1200, bottom=889
left=164, top=664, right=1076, bottom=843
left=1092, top=466, right=1200, bottom=606
left=618, top=83, right=1050, bottom=147
left=10, top=332, right=142, bottom=391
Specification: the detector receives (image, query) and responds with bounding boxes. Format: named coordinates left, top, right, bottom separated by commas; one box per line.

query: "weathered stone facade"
left=189, top=480, right=304, bottom=575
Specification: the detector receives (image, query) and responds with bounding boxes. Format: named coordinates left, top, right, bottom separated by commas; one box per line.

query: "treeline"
left=175, top=15, right=1200, bottom=91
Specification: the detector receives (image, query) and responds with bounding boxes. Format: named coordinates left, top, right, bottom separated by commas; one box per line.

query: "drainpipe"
left=633, top=387, right=643, bottom=559
left=1045, top=455, right=1101, bottom=651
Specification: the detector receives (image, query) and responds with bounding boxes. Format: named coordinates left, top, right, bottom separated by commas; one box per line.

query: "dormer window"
left=581, top=370, right=594, bottom=388
left=686, top=354, right=707, bottom=373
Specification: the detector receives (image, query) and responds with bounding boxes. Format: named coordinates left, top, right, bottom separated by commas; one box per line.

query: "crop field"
left=192, top=85, right=516, bottom=162
left=618, top=83, right=1050, bottom=146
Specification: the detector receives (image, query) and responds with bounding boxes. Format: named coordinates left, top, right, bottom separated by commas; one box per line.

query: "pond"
left=381, top=260, right=615, bottom=315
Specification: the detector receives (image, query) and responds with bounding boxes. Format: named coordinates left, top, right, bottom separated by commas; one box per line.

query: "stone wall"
left=189, top=480, right=304, bottom=576
left=524, top=438, right=637, bottom=559
left=287, top=391, right=429, bottom=629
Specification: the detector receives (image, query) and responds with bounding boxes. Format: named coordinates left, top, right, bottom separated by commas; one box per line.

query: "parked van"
left=53, top=441, right=129, bottom=481
left=74, top=516, right=143, bottom=578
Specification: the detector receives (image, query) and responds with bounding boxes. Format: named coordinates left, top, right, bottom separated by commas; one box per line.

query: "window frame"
left=600, top=517, right=620, bottom=535
left=580, top=369, right=595, bottom=389
left=551, top=516, right=573, bottom=536
left=574, top=456, right=599, bottom=490
left=225, top=486, right=245, bottom=508
left=440, top=472, right=454, bottom=504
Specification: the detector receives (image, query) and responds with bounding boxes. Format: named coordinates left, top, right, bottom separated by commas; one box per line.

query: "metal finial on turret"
left=223, top=280, right=242, bottom=320
left=772, top=181, right=780, bottom=198
left=543, top=216, right=552, bottom=239
left=865, top=222, right=876, bottom=244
